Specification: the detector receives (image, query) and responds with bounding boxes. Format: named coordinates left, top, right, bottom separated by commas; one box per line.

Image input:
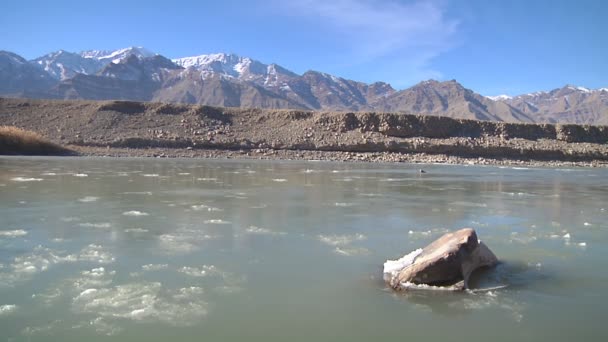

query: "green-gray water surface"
left=1, top=157, right=607, bottom=341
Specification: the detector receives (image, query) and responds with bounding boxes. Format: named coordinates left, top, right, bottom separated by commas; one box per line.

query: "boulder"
left=383, top=228, right=498, bottom=291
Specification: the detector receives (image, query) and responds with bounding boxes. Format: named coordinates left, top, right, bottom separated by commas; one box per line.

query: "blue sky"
left=1, top=0, right=606, bottom=95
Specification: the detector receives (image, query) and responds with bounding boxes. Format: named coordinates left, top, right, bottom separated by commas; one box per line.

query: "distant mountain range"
left=1, top=47, right=607, bottom=125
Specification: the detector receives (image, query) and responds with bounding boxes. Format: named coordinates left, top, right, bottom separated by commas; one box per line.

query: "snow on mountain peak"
left=487, top=94, right=512, bottom=101
left=173, top=53, right=235, bottom=68
left=172, top=53, right=266, bottom=79
left=80, top=49, right=113, bottom=59
left=80, top=47, right=156, bottom=63
left=564, top=85, right=592, bottom=93
left=31, top=50, right=104, bottom=80
left=576, top=86, right=591, bottom=93
left=521, top=91, right=547, bottom=97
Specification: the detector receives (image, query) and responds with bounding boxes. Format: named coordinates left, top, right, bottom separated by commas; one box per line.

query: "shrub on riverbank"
left=0, top=126, right=72, bottom=155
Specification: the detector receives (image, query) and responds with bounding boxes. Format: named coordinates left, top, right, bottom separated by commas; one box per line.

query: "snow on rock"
left=383, top=248, right=423, bottom=280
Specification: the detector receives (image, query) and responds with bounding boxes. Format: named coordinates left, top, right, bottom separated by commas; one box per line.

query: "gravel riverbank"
left=2, top=98, right=607, bottom=167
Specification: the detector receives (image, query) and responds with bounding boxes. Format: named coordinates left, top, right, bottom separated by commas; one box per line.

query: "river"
left=1, top=156, right=606, bottom=341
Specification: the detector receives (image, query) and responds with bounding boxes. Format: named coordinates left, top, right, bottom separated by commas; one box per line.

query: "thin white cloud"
left=279, top=0, right=459, bottom=86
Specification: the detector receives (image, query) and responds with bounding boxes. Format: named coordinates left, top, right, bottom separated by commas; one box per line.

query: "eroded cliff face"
left=312, top=111, right=608, bottom=143
left=1, top=98, right=607, bottom=162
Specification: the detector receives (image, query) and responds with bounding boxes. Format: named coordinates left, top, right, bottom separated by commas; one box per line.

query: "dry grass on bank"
left=0, top=126, right=72, bottom=155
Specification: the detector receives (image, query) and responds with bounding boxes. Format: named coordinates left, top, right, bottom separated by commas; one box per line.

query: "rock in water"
left=384, top=228, right=498, bottom=291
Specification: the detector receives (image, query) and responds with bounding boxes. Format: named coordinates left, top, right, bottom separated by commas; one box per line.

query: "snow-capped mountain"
left=32, top=50, right=103, bottom=80
left=173, top=53, right=266, bottom=78
left=32, top=47, right=158, bottom=81
left=173, top=53, right=298, bottom=85
left=1, top=47, right=607, bottom=124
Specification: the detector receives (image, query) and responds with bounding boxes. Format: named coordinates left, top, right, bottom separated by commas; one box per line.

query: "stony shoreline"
left=71, top=145, right=608, bottom=168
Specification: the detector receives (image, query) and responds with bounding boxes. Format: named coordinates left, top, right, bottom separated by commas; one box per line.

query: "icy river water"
left=1, top=156, right=607, bottom=341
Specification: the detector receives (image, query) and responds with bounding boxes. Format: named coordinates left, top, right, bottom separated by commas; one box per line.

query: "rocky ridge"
left=1, top=98, right=607, bottom=166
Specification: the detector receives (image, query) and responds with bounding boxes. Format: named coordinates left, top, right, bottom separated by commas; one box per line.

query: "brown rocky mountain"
left=499, top=86, right=608, bottom=125
left=299, top=71, right=394, bottom=111
left=374, top=80, right=534, bottom=122
left=1, top=48, right=606, bottom=124
left=155, top=70, right=305, bottom=109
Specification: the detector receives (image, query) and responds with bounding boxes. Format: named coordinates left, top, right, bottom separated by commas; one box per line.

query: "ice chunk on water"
left=178, top=265, right=216, bottom=277
left=245, top=226, right=286, bottom=236
left=125, top=228, right=148, bottom=233
left=71, top=282, right=208, bottom=327
left=191, top=204, right=223, bottom=212
left=89, top=317, right=122, bottom=336
left=74, top=244, right=115, bottom=264
left=334, top=246, right=370, bottom=256
left=318, top=234, right=366, bottom=246
left=31, top=287, right=62, bottom=306
left=0, top=304, right=17, bottom=315
left=204, top=219, right=230, bottom=224
left=142, top=264, right=168, bottom=271
left=0, top=229, right=27, bottom=237
left=11, top=177, right=43, bottom=182
left=158, top=229, right=218, bottom=254
left=3, top=245, right=114, bottom=286
left=78, top=196, right=99, bottom=202
left=78, top=288, right=99, bottom=297
left=123, top=211, right=149, bottom=216
left=79, top=222, right=111, bottom=229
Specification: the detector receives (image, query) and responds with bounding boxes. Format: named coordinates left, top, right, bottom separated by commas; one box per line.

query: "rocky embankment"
left=1, top=97, right=607, bottom=166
